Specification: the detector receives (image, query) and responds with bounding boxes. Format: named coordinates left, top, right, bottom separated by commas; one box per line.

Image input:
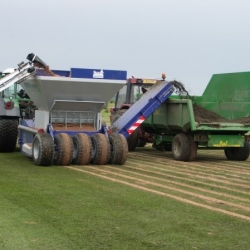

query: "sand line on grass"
left=103, top=165, right=250, bottom=204
left=130, top=150, right=250, bottom=172
left=127, top=165, right=250, bottom=196
left=81, top=166, right=250, bottom=212
left=66, top=166, right=250, bottom=222
left=128, top=152, right=250, bottom=178
left=126, top=159, right=250, bottom=190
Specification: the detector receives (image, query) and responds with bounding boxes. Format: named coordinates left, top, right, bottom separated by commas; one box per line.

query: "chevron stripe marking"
left=128, top=116, right=146, bottom=134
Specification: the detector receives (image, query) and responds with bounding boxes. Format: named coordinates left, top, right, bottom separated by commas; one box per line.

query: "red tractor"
left=110, top=75, right=166, bottom=151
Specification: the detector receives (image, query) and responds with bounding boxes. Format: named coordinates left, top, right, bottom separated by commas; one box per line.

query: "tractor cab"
left=112, top=77, right=158, bottom=113
left=110, top=74, right=166, bottom=117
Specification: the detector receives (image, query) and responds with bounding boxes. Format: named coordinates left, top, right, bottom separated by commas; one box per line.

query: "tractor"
left=0, top=67, right=36, bottom=152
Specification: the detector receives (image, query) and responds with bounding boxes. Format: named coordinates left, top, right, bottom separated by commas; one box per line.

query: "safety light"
left=5, top=101, right=13, bottom=110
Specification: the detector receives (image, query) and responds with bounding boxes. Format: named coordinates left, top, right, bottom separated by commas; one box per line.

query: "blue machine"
left=109, top=81, right=175, bottom=138
left=18, top=55, right=175, bottom=167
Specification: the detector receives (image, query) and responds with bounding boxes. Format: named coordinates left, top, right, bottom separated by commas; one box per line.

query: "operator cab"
left=114, top=77, right=159, bottom=110
left=0, top=68, right=29, bottom=99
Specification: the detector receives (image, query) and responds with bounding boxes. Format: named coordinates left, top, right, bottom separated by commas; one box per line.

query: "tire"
left=127, top=131, right=139, bottom=151
left=72, top=133, right=92, bottom=165
left=32, top=133, right=54, bottom=166
left=91, top=133, right=110, bottom=165
left=0, top=118, right=18, bottom=153
left=187, top=135, right=197, bottom=161
left=224, top=142, right=250, bottom=161
left=109, top=134, right=128, bottom=165
left=54, top=133, right=73, bottom=166
left=112, top=109, right=139, bottom=152
left=172, top=133, right=191, bottom=161
left=224, top=148, right=236, bottom=160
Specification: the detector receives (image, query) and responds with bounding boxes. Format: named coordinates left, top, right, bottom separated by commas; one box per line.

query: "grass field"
left=1, top=147, right=250, bottom=249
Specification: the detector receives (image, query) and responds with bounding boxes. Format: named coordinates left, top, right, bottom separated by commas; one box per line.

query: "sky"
left=1, top=0, right=250, bottom=95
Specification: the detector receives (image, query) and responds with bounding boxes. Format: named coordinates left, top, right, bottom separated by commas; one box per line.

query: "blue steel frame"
left=110, top=81, right=175, bottom=138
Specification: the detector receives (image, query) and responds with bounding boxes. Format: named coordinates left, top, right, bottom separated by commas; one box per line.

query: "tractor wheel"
left=112, top=109, right=139, bottom=151
left=109, top=134, right=128, bottom=165
left=224, top=142, right=250, bottom=161
left=54, top=133, right=73, bottom=166
left=172, top=133, right=191, bottom=161
left=0, top=118, right=18, bottom=152
left=32, top=133, right=54, bottom=166
left=127, top=131, right=139, bottom=151
left=188, top=135, right=197, bottom=161
left=91, top=133, right=110, bottom=165
left=72, top=133, right=92, bottom=165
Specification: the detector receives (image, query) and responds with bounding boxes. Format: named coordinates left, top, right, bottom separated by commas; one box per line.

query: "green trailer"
left=141, top=71, right=250, bottom=161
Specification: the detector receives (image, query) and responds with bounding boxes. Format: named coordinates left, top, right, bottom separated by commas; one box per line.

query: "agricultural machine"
left=110, top=76, right=164, bottom=151
left=138, top=72, right=250, bottom=161
left=0, top=63, right=37, bottom=152
left=15, top=53, right=131, bottom=166
left=0, top=53, right=179, bottom=167
left=110, top=71, right=250, bottom=162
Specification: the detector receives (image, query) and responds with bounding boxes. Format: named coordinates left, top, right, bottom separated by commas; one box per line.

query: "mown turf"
left=1, top=151, right=250, bottom=249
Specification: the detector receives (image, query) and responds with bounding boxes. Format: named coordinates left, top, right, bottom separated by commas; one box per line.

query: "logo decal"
left=93, top=70, right=104, bottom=78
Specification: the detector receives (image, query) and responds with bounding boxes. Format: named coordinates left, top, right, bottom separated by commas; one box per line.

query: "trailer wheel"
left=72, top=133, right=92, bottom=165
left=54, top=133, right=73, bottom=166
left=188, top=135, right=197, bottom=161
left=224, top=142, right=250, bottom=161
left=172, top=133, right=191, bottom=161
left=32, top=133, right=54, bottom=166
left=0, top=118, right=18, bottom=152
left=112, top=109, right=139, bottom=151
left=224, top=148, right=237, bottom=160
left=91, top=133, right=110, bottom=165
left=109, top=134, right=128, bottom=165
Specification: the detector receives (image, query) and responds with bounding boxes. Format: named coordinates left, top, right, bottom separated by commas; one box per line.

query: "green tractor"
left=0, top=68, right=36, bottom=152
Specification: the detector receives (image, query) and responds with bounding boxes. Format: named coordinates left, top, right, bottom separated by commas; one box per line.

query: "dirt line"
left=130, top=164, right=250, bottom=195
left=131, top=153, right=250, bottom=178
left=66, top=166, right=250, bottom=222
left=84, top=166, right=250, bottom=212
left=131, top=150, right=250, bottom=172
left=103, top=165, right=250, bottom=203
left=129, top=153, right=250, bottom=178
left=128, top=157, right=250, bottom=185
left=127, top=159, right=250, bottom=189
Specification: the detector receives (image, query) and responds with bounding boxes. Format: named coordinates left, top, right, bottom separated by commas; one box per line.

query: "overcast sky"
left=1, top=0, right=250, bottom=95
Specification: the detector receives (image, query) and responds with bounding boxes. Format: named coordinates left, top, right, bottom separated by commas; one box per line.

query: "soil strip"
left=66, top=166, right=250, bottom=221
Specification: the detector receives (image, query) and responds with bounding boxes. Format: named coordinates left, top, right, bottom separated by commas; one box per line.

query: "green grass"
left=1, top=151, right=250, bottom=249
left=101, top=102, right=114, bottom=127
